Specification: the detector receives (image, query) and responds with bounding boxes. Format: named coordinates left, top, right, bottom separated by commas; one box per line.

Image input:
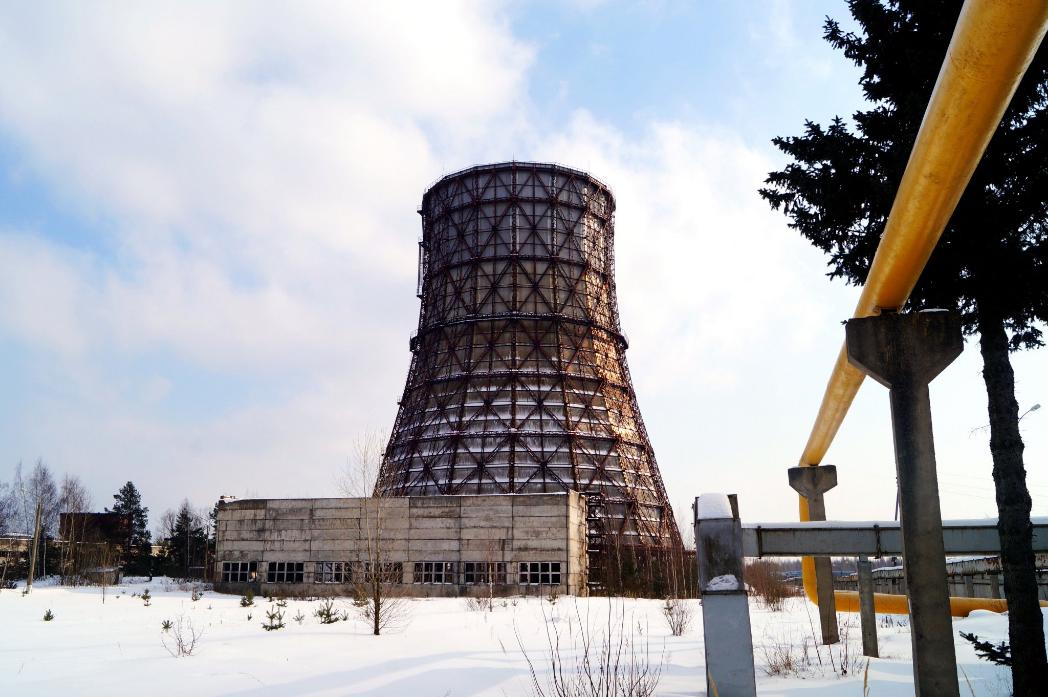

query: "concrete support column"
left=694, top=494, right=756, bottom=697
left=857, top=555, right=879, bottom=658
left=846, top=310, right=962, bottom=697
left=788, top=465, right=839, bottom=644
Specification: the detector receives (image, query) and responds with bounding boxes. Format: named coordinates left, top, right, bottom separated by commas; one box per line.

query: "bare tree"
left=58, top=474, right=93, bottom=584
left=161, top=616, right=203, bottom=657
left=0, top=480, right=15, bottom=588
left=0, top=480, right=16, bottom=534
left=16, top=460, right=59, bottom=578
left=92, top=540, right=118, bottom=603
left=483, top=538, right=500, bottom=612
left=156, top=508, right=178, bottom=544
left=11, top=462, right=30, bottom=534
left=26, top=460, right=59, bottom=536
left=339, top=430, right=407, bottom=635
left=58, top=475, right=92, bottom=515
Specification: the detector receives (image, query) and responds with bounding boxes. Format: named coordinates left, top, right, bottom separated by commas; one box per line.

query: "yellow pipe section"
left=797, top=0, right=1048, bottom=616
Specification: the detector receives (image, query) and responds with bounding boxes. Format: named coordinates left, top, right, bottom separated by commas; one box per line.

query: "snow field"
left=0, top=579, right=1023, bottom=696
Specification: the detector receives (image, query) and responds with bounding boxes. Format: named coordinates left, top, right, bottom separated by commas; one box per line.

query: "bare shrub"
left=759, top=630, right=819, bottom=677
left=464, top=596, right=492, bottom=612
left=519, top=599, right=663, bottom=697
left=829, top=614, right=864, bottom=677
left=162, top=616, right=202, bottom=657
left=759, top=613, right=863, bottom=679
left=744, top=560, right=796, bottom=611
left=661, top=597, right=693, bottom=636
left=355, top=581, right=408, bottom=634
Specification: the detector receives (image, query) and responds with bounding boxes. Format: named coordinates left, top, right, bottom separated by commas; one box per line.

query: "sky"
left=1, top=1, right=1045, bottom=534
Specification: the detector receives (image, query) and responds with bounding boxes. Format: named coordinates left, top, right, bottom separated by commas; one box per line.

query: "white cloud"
left=0, top=1, right=533, bottom=372
left=533, top=111, right=833, bottom=389
left=0, top=234, right=100, bottom=355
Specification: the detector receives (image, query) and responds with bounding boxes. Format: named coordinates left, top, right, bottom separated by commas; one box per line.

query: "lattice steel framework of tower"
left=378, top=162, right=680, bottom=549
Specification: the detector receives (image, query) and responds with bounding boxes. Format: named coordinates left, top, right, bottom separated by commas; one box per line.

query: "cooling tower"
left=378, top=162, right=679, bottom=549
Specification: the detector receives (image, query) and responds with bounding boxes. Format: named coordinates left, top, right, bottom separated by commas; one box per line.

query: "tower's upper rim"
left=421, top=161, right=614, bottom=205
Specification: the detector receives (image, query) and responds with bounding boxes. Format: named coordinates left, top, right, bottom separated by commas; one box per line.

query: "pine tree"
left=163, top=500, right=206, bottom=580
left=759, top=2, right=1048, bottom=693
left=959, top=631, right=1012, bottom=667
left=107, top=482, right=152, bottom=575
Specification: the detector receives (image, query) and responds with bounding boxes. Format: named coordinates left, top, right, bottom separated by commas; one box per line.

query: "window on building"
left=518, top=561, right=561, bottom=585
left=221, top=561, right=257, bottom=583
left=463, top=561, right=507, bottom=585
left=315, top=561, right=350, bottom=584
left=266, top=561, right=304, bottom=583
left=413, top=561, right=456, bottom=584
left=364, top=562, right=403, bottom=584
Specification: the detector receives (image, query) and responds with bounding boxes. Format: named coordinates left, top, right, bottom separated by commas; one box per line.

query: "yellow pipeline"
left=797, top=0, right=1048, bottom=616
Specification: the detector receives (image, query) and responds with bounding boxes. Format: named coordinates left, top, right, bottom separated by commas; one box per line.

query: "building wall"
left=863, top=555, right=1048, bottom=601
left=834, top=554, right=1048, bottom=601
left=214, top=492, right=588, bottom=597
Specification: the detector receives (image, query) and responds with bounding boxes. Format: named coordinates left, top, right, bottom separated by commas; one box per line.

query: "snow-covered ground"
left=1, top=578, right=1027, bottom=696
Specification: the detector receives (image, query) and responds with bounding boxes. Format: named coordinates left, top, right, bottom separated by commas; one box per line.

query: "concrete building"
left=214, top=492, right=588, bottom=597
left=859, top=554, right=1048, bottom=601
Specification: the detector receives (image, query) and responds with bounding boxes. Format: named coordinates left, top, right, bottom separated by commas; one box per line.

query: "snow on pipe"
left=795, top=0, right=1048, bottom=617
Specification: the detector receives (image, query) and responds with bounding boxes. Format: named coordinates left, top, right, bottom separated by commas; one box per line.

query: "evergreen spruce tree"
left=759, top=2, right=1048, bottom=692
left=107, top=482, right=152, bottom=575
left=165, top=500, right=206, bottom=580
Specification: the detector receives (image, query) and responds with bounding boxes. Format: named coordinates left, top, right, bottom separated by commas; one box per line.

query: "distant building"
left=59, top=512, right=131, bottom=545
left=837, top=554, right=1048, bottom=600
left=58, top=512, right=131, bottom=585
left=0, top=533, right=32, bottom=580
left=214, top=492, right=587, bottom=597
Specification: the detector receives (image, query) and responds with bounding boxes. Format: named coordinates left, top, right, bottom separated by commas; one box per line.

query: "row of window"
left=220, top=560, right=562, bottom=586
left=221, top=561, right=400, bottom=585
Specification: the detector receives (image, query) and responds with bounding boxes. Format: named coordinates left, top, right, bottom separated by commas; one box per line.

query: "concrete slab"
left=265, top=507, right=313, bottom=520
